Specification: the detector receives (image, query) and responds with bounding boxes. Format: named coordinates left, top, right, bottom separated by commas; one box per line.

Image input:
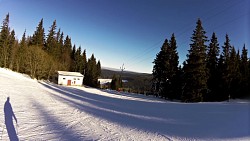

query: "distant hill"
left=101, top=67, right=152, bottom=93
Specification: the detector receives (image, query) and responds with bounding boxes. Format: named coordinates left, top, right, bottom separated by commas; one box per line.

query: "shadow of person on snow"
left=4, top=97, right=19, bottom=141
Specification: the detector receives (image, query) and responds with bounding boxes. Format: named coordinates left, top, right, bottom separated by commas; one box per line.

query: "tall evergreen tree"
left=248, top=59, right=250, bottom=97
left=219, top=34, right=232, bottom=100
left=58, top=31, right=64, bottom=59
left=32, top=18, right=45, bottom=46
left=75, top=46, right=83, bottom=72
left=81, top=49, right=87, bottom=75
left=240, top=45, right=249, bottom=97
left=182, top=19, right=208, bottom=102
left=84, top=54, right=99, bottom=87
left=18, top=31, right=28, bottom=73
left=152, top=39, right=169, bottom=98
left=45, top=20, right=57, bottom=55
left=0, top=13, right=10, bottom=67
left=206, top=32, right=220, bottom=101
left=53, top=28, right=61, bottom=60
left=111, top=74, right=122, bottom=90
left=222, top=34, right=231, bottom=61
left=7, top=30, right=16, bottom=69
left=70, top=44, right=76, bottom=71
left=228, top=47, right=241, bottom=98
left=61, top=35, right=72, bottom=70
left=166, top=34, right=179, bottom=100
left=97, top=60, right=101, bottom=77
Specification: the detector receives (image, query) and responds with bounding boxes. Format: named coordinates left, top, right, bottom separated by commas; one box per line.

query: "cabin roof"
left=58, top=71, right=83, bottom=77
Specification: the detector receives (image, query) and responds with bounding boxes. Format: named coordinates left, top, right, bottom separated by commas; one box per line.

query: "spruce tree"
left=219, top=34, right=232, bottom=100
left=75, top=46, right=83, bottom=72
left=61, top=35, right=72, bottom=70
left=228, top=47, right=241, bottom=98
left=248, top=59, right=250, bottom=97
left=7, top=30, right=16, bottom=69
left=53, top=28, right=61, bottom=60
left=84, top=54, right=98, bottom=87
left=111, top=74, right=121, bottom=90
left=45, top=20, right=57, bottom=55
left=206, top=32, right=220, bottom=101
left=81, top=49, right=87, bottom=75
left=240, top=45, right=249, bottom=97
left=97, top=60, right=101, bottom=77
left=32, top=19, right=45, bottom=46
left=152, top=39, right=169, bottom=98
left=70, top=44, right=76, bottom=71
left=0, top=13, right=10, bottom=67
left=182, top=19, right=208, bottom=102
left=18, top=31, right=28, bottom=73
left=168, top=33, right=179, bottom=100
left=152, top=35, right=179, bottom=100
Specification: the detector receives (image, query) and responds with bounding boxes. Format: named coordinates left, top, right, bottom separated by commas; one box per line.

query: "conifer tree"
left=97, top=60, right=101, bottom=77
left=58, top=31, right=64, bottom=59
left=45, top=20, right=57, bottom=55
left=206, top=32, right=220, bottom=101
left=219, top=34, right=232, bottom=100
left=81, top=49, right=87, bottom=75
left=182, top=19, right=208, bottom=102
left=240, top=45, right=249, bottom=97
left=84, top=54, right=99, bottom=87
left=248, top=59, right=250, bottom=97
left=228, top=47, right=241, bottom=98
left=0, top=13, right=10, bottom=67
left=75, top=46, right=83, bottom=72
left=168, top=33, right=179, bottom=100
left=70, top=44, right=76, bottom=71
left=7, top=30, right=16, bottom=69
left=53, top=28, right=61, bottom=60
left=32, top=19, right=45, bottom=46
left=152, top=39, right=169, bottom=97
left=111, top=74, right=121, bottom=90
left=18, top=31, right=28, bottom=73
left=61, top=35, right=72, bottom=70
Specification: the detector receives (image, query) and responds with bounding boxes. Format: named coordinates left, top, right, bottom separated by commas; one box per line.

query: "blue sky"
left=0, top=0, right=249, bottom=73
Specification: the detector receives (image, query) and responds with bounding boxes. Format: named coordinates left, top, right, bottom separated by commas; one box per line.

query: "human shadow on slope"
left=39, top=82, right=250, bottom=139
left=4, top=97, right=19, bottom=141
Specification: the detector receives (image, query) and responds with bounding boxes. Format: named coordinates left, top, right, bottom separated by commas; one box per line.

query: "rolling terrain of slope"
left=0, top=68, right=249, bottom=141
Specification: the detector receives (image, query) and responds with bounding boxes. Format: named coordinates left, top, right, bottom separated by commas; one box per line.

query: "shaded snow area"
left=0, top=68, right=249, bottom=141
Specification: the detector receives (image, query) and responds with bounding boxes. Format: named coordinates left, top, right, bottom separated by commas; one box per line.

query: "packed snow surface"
left=0, top=68, right=249, bottom=141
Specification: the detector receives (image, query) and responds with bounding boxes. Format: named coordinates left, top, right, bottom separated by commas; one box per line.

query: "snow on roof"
left=58, top=71, right=84, bottom=77
left=98, top=79, right=112, bottom=84
left=98, top=79, right=128, bottom=84
left=122, top=80, right=128, bottom=83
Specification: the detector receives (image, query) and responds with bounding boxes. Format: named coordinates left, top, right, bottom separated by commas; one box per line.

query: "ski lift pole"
left=120, top=63, right=125, bottom=89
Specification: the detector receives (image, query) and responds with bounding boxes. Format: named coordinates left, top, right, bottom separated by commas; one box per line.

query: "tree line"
left=0, top=14, right=101, bottom=87
left=152, top=19, right=250, bottom=102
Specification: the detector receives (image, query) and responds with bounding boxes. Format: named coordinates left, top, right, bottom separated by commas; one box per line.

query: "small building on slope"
left=58, top=71, right=84, bottom=86
left=98, top=79, right=112, bottom=89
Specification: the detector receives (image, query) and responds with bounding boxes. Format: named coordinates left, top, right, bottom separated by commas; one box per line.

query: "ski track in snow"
left=0, top=68, right=249, bottom=141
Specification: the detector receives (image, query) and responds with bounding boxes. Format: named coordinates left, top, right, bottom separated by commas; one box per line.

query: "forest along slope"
left=0, top=68, right=249, bottom=141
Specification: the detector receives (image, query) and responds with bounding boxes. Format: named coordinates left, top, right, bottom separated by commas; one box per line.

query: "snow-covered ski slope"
left=0, top=68, right=249, bottom=141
